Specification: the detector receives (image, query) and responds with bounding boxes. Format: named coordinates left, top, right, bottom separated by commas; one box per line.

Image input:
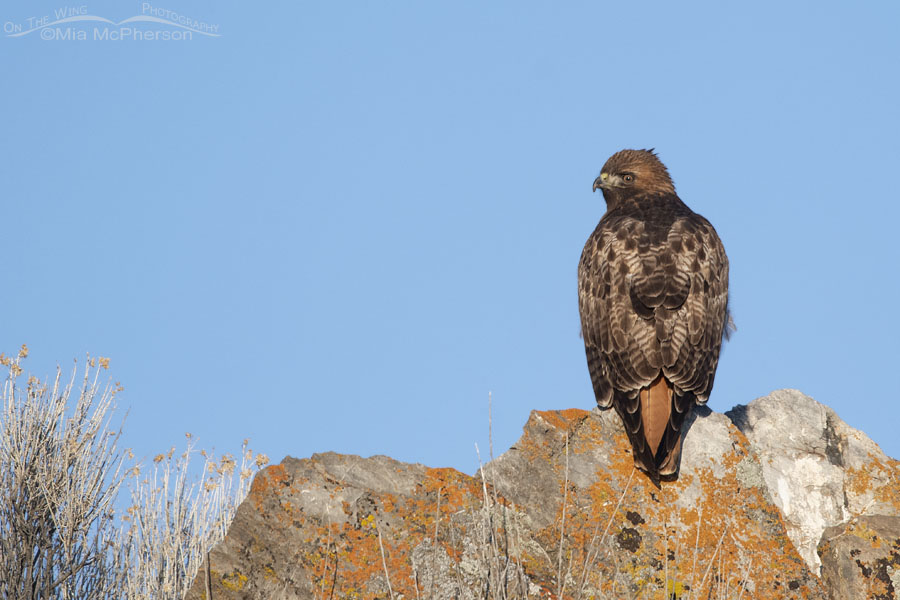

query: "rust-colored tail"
left=614, top=375, right=689, bottom=480
left=637, top=375, right=686, bottom=479
left=639, top=376, right=672, bottom=458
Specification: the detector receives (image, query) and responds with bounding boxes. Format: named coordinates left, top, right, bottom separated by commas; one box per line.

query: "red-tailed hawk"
left=578, top=149, right=730, bottom=479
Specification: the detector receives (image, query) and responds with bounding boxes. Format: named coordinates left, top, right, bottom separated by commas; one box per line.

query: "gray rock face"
left=727, top=389, right=900, bottom=575
left=185, top=390, right=898, bottom=600
left=818, top=515, right=900, bottom=600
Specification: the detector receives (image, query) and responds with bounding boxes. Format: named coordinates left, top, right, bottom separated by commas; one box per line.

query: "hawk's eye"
left=623, top=174, right=635, bottom=183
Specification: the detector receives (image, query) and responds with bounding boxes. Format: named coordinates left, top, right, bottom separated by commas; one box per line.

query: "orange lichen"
left=533, top=408, right=591, bottom=434
left=522, top=421, right=816, bottom=599
left=252, top=464, right=288, bottom=493
left=248, top=462, right=501, bottom=600
left=518, top=409, right=598, bottom=468
left=248, top=463, right=290, bottom=510
left=222, top=416, right=823, bottom=599
left=846, top=453, right=900, bottom=515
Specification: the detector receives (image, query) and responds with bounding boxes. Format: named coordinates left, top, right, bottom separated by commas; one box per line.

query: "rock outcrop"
left=726, top=389, right=900, bottom=577
left=186, top=390, right=900, bottom=600
left=818, top=515, right=900, bottom=600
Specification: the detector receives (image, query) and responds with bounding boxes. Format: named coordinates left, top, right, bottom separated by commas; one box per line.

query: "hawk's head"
left=593, top=149, right=676, bottom=205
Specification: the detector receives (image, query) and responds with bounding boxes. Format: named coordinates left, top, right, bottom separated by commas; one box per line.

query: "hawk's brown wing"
left=578, top=204, right=729, bottom=475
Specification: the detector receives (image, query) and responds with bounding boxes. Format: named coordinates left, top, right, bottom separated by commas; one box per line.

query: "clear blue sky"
left=2, top=1, right=899, bottom=474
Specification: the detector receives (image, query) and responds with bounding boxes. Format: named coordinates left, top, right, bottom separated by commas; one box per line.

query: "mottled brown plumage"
left=578, top=149, right=730, bottom=480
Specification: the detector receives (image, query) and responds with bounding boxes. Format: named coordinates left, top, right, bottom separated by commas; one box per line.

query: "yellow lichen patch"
left=667, top=577, right=685, bottom=598
left=843, top=519, right=885, bottom=549
left=221, top=570, right=248, bottom=591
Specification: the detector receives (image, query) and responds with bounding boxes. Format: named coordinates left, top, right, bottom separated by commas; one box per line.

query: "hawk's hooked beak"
left=592, top=172, right=610, bottom=192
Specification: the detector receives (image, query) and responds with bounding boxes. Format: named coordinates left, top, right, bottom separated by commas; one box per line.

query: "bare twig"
left=688, top=502, right=702, bottom=598
left=317, top=507, right=336, bottom=600
left=119, top=436, right=264, bottom=598
left=576, top=467, right=635, bottom=599
left=205, top=550, right=212, bottom=600
left=556, top=433, right=570, bottom=600
left=697, top=523, right=728, bottom=598
left=488, top=391, right=494, bottom=464
left=737, top=556, right=753, bottom=600
left=448, top=516, right=466, bottom=597
left=0, top=354, right=265, bottom=600
left=375, top=521, right=395, bottom=600
left=663, top=520, right=668, bottom=600
left=0, top=358, right=126, bottom=600
left=328, top=550, right=338, bottom=600
left=431, top=485, right=441, bottom=600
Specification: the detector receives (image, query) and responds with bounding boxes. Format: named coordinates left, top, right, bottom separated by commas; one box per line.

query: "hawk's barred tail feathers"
left=658, top=433, right=683, bottom=477
left=615, top=376, right=689, bottom=480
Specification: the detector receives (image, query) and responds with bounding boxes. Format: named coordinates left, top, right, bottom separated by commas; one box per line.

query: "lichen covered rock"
left=727, top=389, right=900, bottom=575
left=185, top=390, right=899, bottom=599
left=818, top=515, right=900, bottom=600
left=487, top=405, right=822, bottom=599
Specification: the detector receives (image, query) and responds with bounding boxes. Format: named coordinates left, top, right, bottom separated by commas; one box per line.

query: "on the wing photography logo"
left=3, top=3, right=220, bottom=41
